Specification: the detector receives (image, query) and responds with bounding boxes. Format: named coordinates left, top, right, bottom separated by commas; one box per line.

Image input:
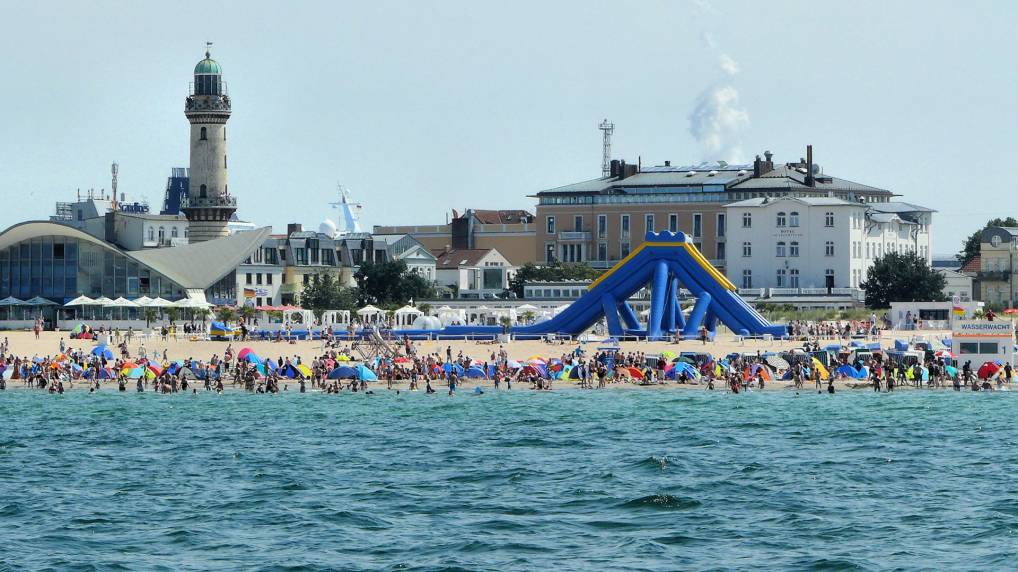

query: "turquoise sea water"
left=1, top=388, right=1017, bottom=571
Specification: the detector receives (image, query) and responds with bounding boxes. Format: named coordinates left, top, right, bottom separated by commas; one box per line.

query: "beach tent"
left=810, top=357, right=830, bottom=380
left=834, top=364, right=866, bottom=379
left=978, top=361, right=1002, bottom=380
left=465, top=366, right=486, bottom=379
left=666, top=362, right=699, bottom=380
left=442, top=363, right=465, bottom=377
left=356, top=364, right=377, bottom=381
left=91, top=345, right=114, bottom=360
left=237, top=348, right=254, bottom=361
left=894, top=339, right=909, bottom=351
left=749, top=363, right=774, bottom=381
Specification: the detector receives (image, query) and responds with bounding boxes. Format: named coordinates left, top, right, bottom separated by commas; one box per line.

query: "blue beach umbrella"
left=329, top=366, right=358, bottom=379
left=91, top=345, right=113, bottom=360
left=356, top=365, right=377, bottom=381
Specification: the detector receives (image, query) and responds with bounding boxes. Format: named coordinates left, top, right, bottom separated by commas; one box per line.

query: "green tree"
left=299, top=271, right=360, bottom=319
left=507, top=261, right=602, bottom=298
left=958, top=217, right=1018, bottom=264
left=143, top=308, right=157, bottom=328
left=354, top=260, right=435, bottom=306
left=217, top=306, right=237, bottom=324
left=166, top=307, right=179, bottom=325
left=861, top=251, right=946, bottom=309
left=239, top=305, right=257, bottom=324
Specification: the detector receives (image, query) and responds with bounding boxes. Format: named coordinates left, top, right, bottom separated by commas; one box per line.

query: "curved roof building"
left=0, top=221, right=270, bottom=305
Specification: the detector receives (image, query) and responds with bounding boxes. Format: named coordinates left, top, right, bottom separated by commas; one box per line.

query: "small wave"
left=619, top=494, right=702, bottom=511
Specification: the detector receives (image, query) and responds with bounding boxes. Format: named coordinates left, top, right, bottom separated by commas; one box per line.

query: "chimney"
left=764, top=150, right=773, bottom=164
left=609, top=159, right=621, bottom=178
left=753, top=152, right=774, bottom=177
left=664, top=160, right=671, bottom=167
left=287, top=223, right=302, bottom=237
left=805, top=145, right=815, bottom=187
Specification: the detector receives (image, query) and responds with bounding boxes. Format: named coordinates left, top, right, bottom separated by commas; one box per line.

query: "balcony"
left=181, top=195, right=238, bottom=209
left=558, top=231, right=591, bottom=241
left=977, top=270, right=1011, bottom=281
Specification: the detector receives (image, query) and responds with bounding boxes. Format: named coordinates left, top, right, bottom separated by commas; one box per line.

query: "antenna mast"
left=111, top=162, right=119, bottom=206
left=598, top=119, right=614, bottom=178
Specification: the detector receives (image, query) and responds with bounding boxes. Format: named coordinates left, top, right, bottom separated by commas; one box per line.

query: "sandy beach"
left=0, top=328, right=950, bottom=392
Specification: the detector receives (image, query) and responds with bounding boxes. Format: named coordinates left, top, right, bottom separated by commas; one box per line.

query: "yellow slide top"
left=587, top=241, right=736, bottom=292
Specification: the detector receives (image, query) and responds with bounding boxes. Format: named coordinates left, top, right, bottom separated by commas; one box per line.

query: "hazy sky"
left=1, top=0, right=1015, bottom=256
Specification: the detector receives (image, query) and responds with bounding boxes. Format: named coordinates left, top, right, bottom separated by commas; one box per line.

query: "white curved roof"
left=0, top=221, right=271, bottom=290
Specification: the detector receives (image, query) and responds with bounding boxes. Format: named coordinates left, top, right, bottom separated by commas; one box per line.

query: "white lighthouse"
left=182, top=45, right=235, bottom=242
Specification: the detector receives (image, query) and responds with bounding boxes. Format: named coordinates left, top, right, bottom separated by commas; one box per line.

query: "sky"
left=1, top=0, right=1016, bottom=256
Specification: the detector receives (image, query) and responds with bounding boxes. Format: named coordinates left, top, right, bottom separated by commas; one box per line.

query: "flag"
left=244, top=288, right=256, bottom=299
left=952, top=306, right=965, bottom=316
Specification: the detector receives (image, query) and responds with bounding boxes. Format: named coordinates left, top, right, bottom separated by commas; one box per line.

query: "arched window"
left=789, top=241, right=799, bottom=257
left=776, top=212, right=786, bottom=227
left=776, top=241, right=786, bottom=257
left=171, top=227, right=179, bottom=238
left=199, top=184, right=207, bottom=198
left=789, top=269, right=800, bottom=288
left=148, top=227, right=154, bottom=241
left=158, top=227, right=166, bottom=242
left=789, top=211, right=799, bottom=227
left=200, top=126, right=207, bottom=140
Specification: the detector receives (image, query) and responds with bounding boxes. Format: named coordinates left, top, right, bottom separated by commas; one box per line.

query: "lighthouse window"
left=200, top=127, right=207, bottom=140
left=199, top=184, right=207, bottom=198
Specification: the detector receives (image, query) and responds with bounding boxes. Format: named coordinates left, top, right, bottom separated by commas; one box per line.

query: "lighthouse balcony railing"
left=181, top=195, right=237, bottom=209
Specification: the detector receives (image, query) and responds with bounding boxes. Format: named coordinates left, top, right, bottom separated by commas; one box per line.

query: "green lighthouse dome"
left=194, top=51, right=222, bottom=75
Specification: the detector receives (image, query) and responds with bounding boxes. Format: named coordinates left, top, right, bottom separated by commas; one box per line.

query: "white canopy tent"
left=393, top=305, right=423, bottom=328
left=356, top=305, right=385, bottom=324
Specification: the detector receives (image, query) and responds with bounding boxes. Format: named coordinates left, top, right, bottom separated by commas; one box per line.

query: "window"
left=224, top=155, right=227, bottom=169
left=256, top=273, right=263, bottom=285
left=825, top=241, right=835, bottom=257
left=645, top=214, right=655, bottom=233
left=545, top=243, right=555, bottom=263
left=789, top=241, right=799, bottom=257
left=789, top=211, right=799, bottom=227
left=717, top=213, right=726, bottom=237
left=776, top=241, right=786, bottom=257
left=574, top=215, right=583, bottom=232
left=266, top=274, right=273, bottom=285
left=776, top=269, right=786, bottom=287
left=200, top=126, right=207, bottom=140
left=546, top=216, right=555, bottom=235
left=620, top=215, right=630, bottom=236
left=742, top=269, right=752, bottom=288
left=776, top=212, right=787, bottom=227
left=245, top=273, right=252, bottom=285
left=171, top=227, right=178, bottom=238
left=789, top=269, right=800, bottom=288
left=598, top=242, right=607, bottom=262
left=825, top=212, right=834, bottom=227
left=597, top=215, right=607, bottom=238
left=148, top=227, right=154, bottom=241
left=693, top=213, right=702, bottom=238
left=199, top=184, right=207, bottom=199
left=991, top=235, right=1002, bottom=248
left=742, top=242, right=752, bottom=257
left=742, top=212, right=752, bottom=228
left=717, top=242, right=726, bottom=260
left=158, top=227, right=165, bottom=242
left=668, top=214, right=678, bottom=233
left=620, top=242, right=631, bottom=258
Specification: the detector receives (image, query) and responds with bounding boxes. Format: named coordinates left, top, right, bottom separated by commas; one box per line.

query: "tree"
left=958, top=217, right=1018, bottom=264
left=143, top=308, right=157, bottom=328
left=354, top=260, right=435, bottom=306
left=166, top=307, right=179, bottom=325
left=861, top=251, right=946, bottom=309
left=239, top=305, right=257, bottom=324
left=299, top=272, right=359, bottom=319
left=217, top=306, right=236, bottom=324
left=507, top=261, right=603, bottom=298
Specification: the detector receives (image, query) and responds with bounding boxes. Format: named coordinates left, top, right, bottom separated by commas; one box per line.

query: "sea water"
left=1, top=388, right=1016, bottom=571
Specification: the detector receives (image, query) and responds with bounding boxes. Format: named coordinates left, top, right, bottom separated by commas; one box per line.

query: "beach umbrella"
left=24, top=296, right=57, bottom=307
left=329, top=366, right=358, bottom=379
left=146, top=363, right=163, bottom=377
left=394, top=357, right=411, bottom=364
left=506, top=360, right=522, bottom=369
left=934, top=350, right=954, bottom=359
left=520, top=365, right=540, bottom=377
left=91, top=345, right=113, bottom=360
left=660, top=350, right=677, bottom=361
left=63, top=295, right=96, bottom=308
left=465, top=366, right=486, bottom=379
left=945, top=365, right=959, bottom=378
left=767, top=356, right=790, bottom=370
left=133, top=296, right=154, bottom=307
left=0, top=296, right=27, bottom=306
left=626, top=367, right=644, bottom=379
left=147, top=297, right=174, bottom=308
left=237, top=347, right=254, bottom=361
left=356, top=365, right=377, bottom=381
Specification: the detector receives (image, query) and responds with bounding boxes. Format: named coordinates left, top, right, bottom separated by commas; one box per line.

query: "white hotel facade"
left=724, top=197, right=933, bottom=292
